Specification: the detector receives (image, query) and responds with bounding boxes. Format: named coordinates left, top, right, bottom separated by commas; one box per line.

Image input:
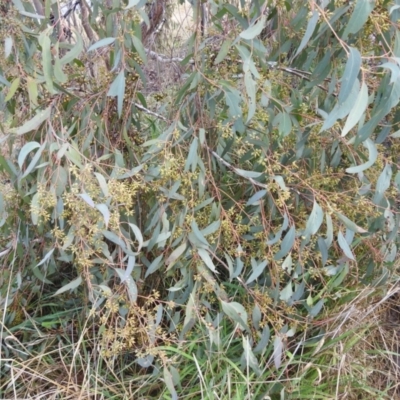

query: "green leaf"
left=18, top=141, right=40, bottom=169
left=21, top=141, right=47, bottom=179
left=87, top=37, right=116, bottom=52
left=145, top=254, right=163, bottom=278
left=246, top=259, right=268, bottom=284
left=225, top=89, right=242, bottom=119
left=166, top=242, right=187, bottom=267
left=94, top=172, right=109, bottom=197
left=274, top=111, right=292, bottom=136
left=335, top=212, right=367, bottom=233
left=234, top=168, right=262, bottom=178
left=244, top=71, right=256, bottom=123
left=79, top=193, right=95, bottom=207
left=342, top=0, right=375, bottom=40
left=38, top=29, right=55, bottom=93
left=120, top=256, right=136, bottom=283
left=102, top=230, right=127, bottom=252
left=36, top=248, right=55, bottom=267
left=254, top=325, right=270, bottom=354
left=294, top=10, right=319, bottom=58
left=107, top=70, right=125, bottom=118
left=221, top=300, right=248, bottom=330
left=345, top=138, right=377, bottom=173
left=4, top=36, right=13, bottom=58
left=197, top=248, right=217, bottom=273
left=246, top=189, right=267, bottom=206
left=26, top=77, right=38, bottom=107
left=190, top=220, right=209, bottom=247
left=310, top=299, right=325, bottom=317
left=304, top=201, right=324, bottom=236
left=11, top=106, right=51, bottom=135
left=163, top=367, right=178, bottom=400
left=201, top=220, right=220, bottom=237
left=60, top=30, right=84, bottom=64
left=129, top=223, right=143, bottom=251
left=131, top=35, right=147, bottom=64
left=115, top=268, right=138, bottom=303
left=5, top=77, right=20, bottom=101
left=65, top=145, right=83, bottom=169
left=242, top=336, right=262, bottom=376
left=321, top=78, right=360, bottom=131
left=274, top=225, right=295, bottom=260
left=342, top=81, right=368, bottom=137
left=339, top=47, right=362, bottom=104
left=252, top=304, right=261, bottom=330
left=240, top=15, right=266, bottom=40
left=214, top=39, right=232, bottom=64
left=95, top=204, right=110, bottom=227
left=54, top=56, right=67, bottom=84
left=380, top=62, right=400, bottom=84
left=184, top=137, right=198, bottom=172
left=373, top=164, right=392, bottom=205
left=273, top=336, right=283, bottom=369
left=280, top=281, right=293, bottom=302
left=52, top=276, right=82, bottom=296
left=338, top=230, right=355, bottom=260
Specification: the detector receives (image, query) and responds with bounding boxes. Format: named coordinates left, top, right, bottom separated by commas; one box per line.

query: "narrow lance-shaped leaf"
left=21, top=141, right=47, bottom=178
left=304, top=201, right=324, bottom=237
left=342, top=81, right=369, bottom=137
left=373, top=163, right=392, bottom=205
left=294, top=10, right=319, bottom=58
left=342, top=0, right=375, bottom=39
left=338, top=230, right=355, bottom=260
left=246, top=259, right=268, bottom=284
left=214, top=39, right=232, bottom=64
left=346, top=138, right=377, bottom=173
left=11, top=106, right=51, bottom=135
left=339, top=47, right=362, bottom=104
left=197, top=248, right=217, bottom=273
left=60, top=29, right=84, bottom=64
left=221, top=300, right=249, bottom=330
left=240, top=15, right=266, bottom=40
left=52, top=276, right=82, bottom=297
left=107, top=70, right=125, bottom=118
left=87, top=37, right=116, bottom=52
left=242, top=336, right=262, bottom=376
left=38, top=29, right=55, bottom=94
left=4, top=36, right=13, bottom=58
left=274, top=225, right=296, bottom=260
left=18, top=142, right=40, bottom=169
left=246, top=189, right=267, bottom=206
left=5, top=77, right=20, bottom=102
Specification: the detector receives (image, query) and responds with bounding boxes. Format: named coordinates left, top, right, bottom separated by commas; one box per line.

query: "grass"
left=2, top=275, right=400, bottom=399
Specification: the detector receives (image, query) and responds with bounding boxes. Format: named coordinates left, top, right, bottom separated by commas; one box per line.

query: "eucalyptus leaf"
left=240, top=15, right=266, bottom=40
left=221, top=300, right=248, bottom=330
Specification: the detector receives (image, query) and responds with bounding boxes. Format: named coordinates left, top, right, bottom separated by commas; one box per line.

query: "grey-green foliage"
left=0, top=0, right=400, bottom=396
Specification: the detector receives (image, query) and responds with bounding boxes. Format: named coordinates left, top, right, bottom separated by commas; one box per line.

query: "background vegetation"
left=1, top=0, right=400, bottom=398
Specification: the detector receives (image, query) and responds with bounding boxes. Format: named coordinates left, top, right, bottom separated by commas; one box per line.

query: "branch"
left=145, top=49, right=184, bottom=63
left=278, top=66, right=337, bottom=97
left=205, top=146, right=269, bottom=190
left=80, top=0, right=96, bottom=43
left=133, top=102, right=168, bottom=121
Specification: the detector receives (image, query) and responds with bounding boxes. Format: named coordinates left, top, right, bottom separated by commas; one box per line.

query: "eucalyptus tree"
left=1, top=0, right=400, bottom=397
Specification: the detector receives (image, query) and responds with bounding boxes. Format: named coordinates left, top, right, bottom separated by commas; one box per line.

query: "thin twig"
left=133, top=102, right=168, bottom=121
left=278, top=67, right=337, bottom=97
left=145, top=49, right=185, bottom=63
left=206, top=146, right=269, bottom=190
